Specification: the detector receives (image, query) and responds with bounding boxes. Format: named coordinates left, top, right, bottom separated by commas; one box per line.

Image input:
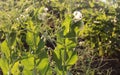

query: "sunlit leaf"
left=1, top=40, right=10, bottom=59
left=0, top=58, right=9, bottom=75
left=11, top=61, right=19, bottom=75
left=26, top=31, right=34, bottom=46
left=89, top=1, right=94, bottom=7
left=66, top=50, right=78, bottom=67
left=36, top=38, right=45, bottom=53
left=53, top=48, right=62, bottom=70
left=65, top=38, right=76, bottom=49
left=37, top=58, right=49, bottom=75
left=62, top=15, right=71, bottom=36
left=21, top=57, right=34, bottom=75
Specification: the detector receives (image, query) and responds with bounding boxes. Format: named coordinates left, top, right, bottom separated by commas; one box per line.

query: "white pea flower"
left=38, top=13, right=47, bottom=21
left=20, top=14, right=25, bottom=18
left=19, top=14, right=29, bottom=21
left=38, top=7, right=49, bottom=21
left=25, top=8, right=30, bottom=12
left=73, top=10, right=82, bottom=22
left=79, top=41, right=84, bottom=46
left=31, top=51, right=34, bottom=54
left=44, top=7, right=48, bottom=12
left=109, top=41, right=112, bottom=43
left=16, top=18, right=19, bottom=21
left=101, top=0, right=106, bottom=3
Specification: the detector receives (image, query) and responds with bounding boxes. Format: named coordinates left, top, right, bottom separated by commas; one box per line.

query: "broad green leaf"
left=23, top=69, right=32, bottom=75
left=53, top=48, right=62, bottom=70
left=56, top=30, right=65, bottom=47
left=36, top=38, right=45, bottom=53
left=35, top=35, right=40, bottom=46
left=89, top=1, right=94, bottom=7
left=0, top=58, right=9, bottom=75
left=65, top=38, right=76, bottom=49
left=46, top=69, right=53, bottom=75
left=21, top=57, right=34, bottom=75
left=66, top=50, right=78, bottom=68
left=11, top=61, right=19, bottom=75
left=1, top=40, right=10, bottom=59
left=37, top=58, right=49, bottom=75
left=37, top=49, right=48, bottom=62
left=9, top=31, right=16, bottom=47
left=36, top=49, right=49, bottom=75
left=56, top=43, right=64, bottom=50
left=26, top=31, right=34, bottom=46
left=71, top=21, right=83, bottom=36
left=55, top=68, right=63, bottom=75
left=26, top=20, right=37, bottom=47
left=62, top=15, right=71, bottom=35
left=27, top=21, right=35, bottom=31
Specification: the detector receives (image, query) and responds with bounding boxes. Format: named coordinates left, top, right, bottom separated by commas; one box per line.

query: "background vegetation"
left=0, top=0, right=120, bottom=75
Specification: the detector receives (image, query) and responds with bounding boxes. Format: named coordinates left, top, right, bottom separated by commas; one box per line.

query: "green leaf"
left=27, top=21, right=35, bottom=31
left=11, top=61, right=19, bottom=75
left=56, top=42, right=64, bottom=50
left=0, top=58, right=9, bottom=75
left=37, top=58, right=49, bottom=75
left=1, top=40, right=10, bottom=59
left=96, top=13, right=107, bottom=21
left=26, top=20, right=37, bottom=47
left=21, top=57, right=34, bottom=75
left=23, top=69, right=32, bottom=75
left=66, top=50, right=78, bottom=67
left=65, top=38, right=76, bottom=49
left=35, top=35, right=40, bottom=46
left=9, top=31, right=16, bottom=47
left=62, top=15, right=71, bottom=36
left=36, top=38, right=45, bottom=53
left=52, top=49, right=62, bottom=70
left=89, top=1, right=94, bottom=7
left=26, top=31, right=34, bottom=46
left=36, top=49, right=49, bottom=75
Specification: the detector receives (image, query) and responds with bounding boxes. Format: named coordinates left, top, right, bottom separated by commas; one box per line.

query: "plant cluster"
left=0, top=0, right=120, bottom=75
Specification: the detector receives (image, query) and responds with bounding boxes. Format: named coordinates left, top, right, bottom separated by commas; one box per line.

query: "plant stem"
left=6, top=34, right=12, bottom=75
left=62, top=37, right=67, bottom=75
left=63, top=50, right=65, bottom=75
left=33, top=32, right=37, bottom=75
left=33, top=57, right=37, bottom=75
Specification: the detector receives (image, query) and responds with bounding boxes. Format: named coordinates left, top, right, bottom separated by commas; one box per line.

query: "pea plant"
left=0, top=0, right=83, bottom=75
left=52, top=12, right=83, bottom=74
left=0, top=0, right=120, bottom=75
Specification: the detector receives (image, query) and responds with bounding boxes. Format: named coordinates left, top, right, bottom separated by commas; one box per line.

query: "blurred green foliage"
left=0, top=0, right=120, bottom=75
